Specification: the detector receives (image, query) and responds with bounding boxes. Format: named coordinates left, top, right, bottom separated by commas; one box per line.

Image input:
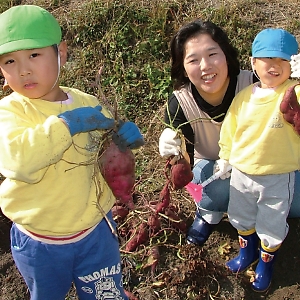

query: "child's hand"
left=213, top=159, right=231, bottom=180
left=290, top=54, right=300, bottom=78
left=58, top=105, right=115, bottom=136
left=112, top=121, right=144, bottom=151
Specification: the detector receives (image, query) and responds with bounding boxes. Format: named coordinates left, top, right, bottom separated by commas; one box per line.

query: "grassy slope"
left=1, top=0, right=299, bottom=124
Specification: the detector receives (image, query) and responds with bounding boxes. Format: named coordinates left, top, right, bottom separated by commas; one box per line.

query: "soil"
left=1, top=183, right=300, bottom=300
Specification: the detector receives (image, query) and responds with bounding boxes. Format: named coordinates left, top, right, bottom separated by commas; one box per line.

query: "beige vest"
left=174, top=70, right=253, bottom=162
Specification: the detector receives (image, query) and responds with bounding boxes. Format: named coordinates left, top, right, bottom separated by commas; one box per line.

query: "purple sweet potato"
left=98, top=140, right=135, bottom=209
left=155, top=181, right=171, bottom=214
left=124, top=290, right=139, bottom=300
left=111, top=205, right=129, bottom=222
left=147, top=213, right=161, bottom=233
left=164, top=207, right=187, bottom=233
left=280, top=83, right=300, bottom=134
left=125, top=223, right=149, bottom=252
left=169, top=157, right=193, bottom=190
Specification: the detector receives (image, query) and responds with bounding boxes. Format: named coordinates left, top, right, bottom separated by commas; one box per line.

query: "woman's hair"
left=170, top=19, right=240, bottom=90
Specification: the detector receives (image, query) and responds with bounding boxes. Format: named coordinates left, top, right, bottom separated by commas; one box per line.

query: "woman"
left=159, top=19, right=300, bottom=246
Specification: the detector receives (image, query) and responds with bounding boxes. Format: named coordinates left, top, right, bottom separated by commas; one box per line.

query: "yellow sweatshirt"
left=219, top=80, right=300, bottom=175
left=0, top=87, right=115, bottom=236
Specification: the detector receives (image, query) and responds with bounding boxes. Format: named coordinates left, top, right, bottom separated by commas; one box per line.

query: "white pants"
left=228, top=167, right=295, bottom=249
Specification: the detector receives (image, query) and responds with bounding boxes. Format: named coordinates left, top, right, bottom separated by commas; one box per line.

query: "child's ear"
left=0, top=69, right=9, bottom=91
left=250, top=57, right=257, bottom=70
left=58, top=41, right=68, bottom=67
left=2, top=78, right=9, bottom=91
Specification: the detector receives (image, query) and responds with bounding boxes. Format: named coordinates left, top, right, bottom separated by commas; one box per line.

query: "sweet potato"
left=125, top=223, right=149, bottom=252
left=155, top=181, right=171, bottom=214
left=280, top=83, right=300, bottom=135
left=111, top=205, right=129, bottom=222
left=170, top=157, right=193, bottom=190
left=164, top=207, right=187, bottom=233
left=147, top=213, right=161, bottom=234
left=124, top=290, right=139, bottom=300
left=98, top=140, right=135, bottom=209
left=156, top=155, right=193, bottom=215
left=143, top=245, right=160, bottom=276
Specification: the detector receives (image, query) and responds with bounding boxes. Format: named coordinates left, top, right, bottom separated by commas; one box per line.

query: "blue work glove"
left=58, top=105, right=115, bottom=136
left=112, top=121, right=144, bottom=151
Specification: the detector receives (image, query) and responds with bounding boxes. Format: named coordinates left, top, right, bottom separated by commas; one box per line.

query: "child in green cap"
left=0, top=4, right=143, bottom=300
left=215, top=28, right=300, bottom=292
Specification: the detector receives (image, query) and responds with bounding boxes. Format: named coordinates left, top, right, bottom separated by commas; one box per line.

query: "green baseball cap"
left=0, top=5, right=62, bottom=56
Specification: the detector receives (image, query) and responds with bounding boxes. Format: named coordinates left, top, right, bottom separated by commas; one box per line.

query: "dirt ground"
left=1, top=190, right=300, bottom=300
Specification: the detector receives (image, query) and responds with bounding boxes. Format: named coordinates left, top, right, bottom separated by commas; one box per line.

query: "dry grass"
left=0, top=1, right=300, bottom=299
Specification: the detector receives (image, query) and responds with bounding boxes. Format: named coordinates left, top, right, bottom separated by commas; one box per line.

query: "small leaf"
left=218, top=242, right=231, bottom=256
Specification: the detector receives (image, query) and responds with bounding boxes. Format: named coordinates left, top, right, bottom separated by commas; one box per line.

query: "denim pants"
left=10, top=211, right=128, bottom=300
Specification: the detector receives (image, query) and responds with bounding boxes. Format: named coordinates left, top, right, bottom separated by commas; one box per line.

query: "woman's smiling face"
left=183, top=33, right=229, bottom=105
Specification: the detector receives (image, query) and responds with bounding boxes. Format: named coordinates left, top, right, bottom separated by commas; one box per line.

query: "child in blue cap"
left=0, top=5, right=144, bottom=300
left=215, top=28, right=300, bottom=292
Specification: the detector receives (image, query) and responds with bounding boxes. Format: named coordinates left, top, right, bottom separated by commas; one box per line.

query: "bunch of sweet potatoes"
left=155, top=155, right=193, bottom=214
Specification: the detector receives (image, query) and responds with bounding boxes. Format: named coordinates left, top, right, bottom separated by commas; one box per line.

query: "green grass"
left=0, top=0, right=300, bottom=178
left=0, top=0, right=296, bottom=204
left=1, top=0, right=300, bottom=123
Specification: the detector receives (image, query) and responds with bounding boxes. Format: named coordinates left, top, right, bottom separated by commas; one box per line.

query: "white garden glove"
left=213, top=159, right=232, bottom=180
left=290, top=54, right=300, bottom=78
left=159, top=128, right=181, bottom=158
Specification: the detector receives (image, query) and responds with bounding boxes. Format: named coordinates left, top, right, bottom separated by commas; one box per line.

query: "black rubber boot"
left=186, top=212, right=215, bottom=246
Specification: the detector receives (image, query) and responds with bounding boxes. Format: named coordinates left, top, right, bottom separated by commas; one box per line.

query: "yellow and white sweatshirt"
left=0, top=87, right=115, bottom=236
left=219, top=80, right=300, bottom=175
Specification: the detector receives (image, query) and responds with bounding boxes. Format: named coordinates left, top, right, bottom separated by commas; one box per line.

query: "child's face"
left=0, top=42, right=67, bottom=101
left=252, top=57, right=291, bottom=89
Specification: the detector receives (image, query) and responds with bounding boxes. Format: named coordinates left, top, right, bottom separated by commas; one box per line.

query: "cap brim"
left=253, top=50, right=292, bottom=61
left=0, top=39, right=56, bottom=56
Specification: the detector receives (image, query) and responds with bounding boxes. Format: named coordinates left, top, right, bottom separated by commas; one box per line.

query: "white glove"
left=159, top=128, right=181, bottom=158
left=213, top=159, right=231, bottom=180
left=290, top=54, right=300, bottom=78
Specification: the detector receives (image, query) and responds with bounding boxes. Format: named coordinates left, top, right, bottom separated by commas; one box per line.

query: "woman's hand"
left=159, top=128, right=181, bottom=158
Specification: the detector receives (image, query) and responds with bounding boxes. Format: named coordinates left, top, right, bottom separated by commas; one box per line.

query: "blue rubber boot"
left=252, top=246, right=279, bottom=292
left=226, top=231, right=259, bottom=273
left=186, top=212, right=215, bottom=246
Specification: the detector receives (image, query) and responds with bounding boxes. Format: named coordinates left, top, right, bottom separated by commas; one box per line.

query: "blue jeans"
left=10, top=211, right=128, bottom=300
left=192, top=159, right=300, bottom=223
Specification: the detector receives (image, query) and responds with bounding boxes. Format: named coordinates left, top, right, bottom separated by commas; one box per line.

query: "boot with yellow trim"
left=252, top=244, right=279, bottom=292
left=226, top=229, right=259, bottom=273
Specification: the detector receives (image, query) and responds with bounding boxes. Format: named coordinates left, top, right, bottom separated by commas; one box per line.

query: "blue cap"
left=252, top=28, right=298, bottom=61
